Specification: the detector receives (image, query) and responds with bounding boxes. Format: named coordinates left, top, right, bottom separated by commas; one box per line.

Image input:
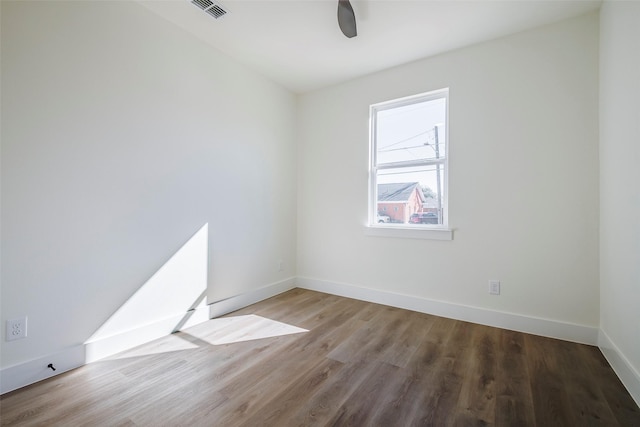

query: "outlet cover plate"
left=489, top=280, right=501, bottom=295
left=6, top=317, right=27, bottom=341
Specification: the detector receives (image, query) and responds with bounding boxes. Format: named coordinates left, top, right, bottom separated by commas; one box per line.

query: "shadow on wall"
left=84, top=223, right=210, bottom=362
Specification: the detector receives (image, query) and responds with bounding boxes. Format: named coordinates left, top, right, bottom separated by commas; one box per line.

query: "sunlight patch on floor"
left=97, top=315, right=308, bottom=361
left=184, top=314, right=308, bottom=345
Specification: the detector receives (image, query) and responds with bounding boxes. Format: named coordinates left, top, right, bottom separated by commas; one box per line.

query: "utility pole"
left=434, top=126, right=442, bottom=224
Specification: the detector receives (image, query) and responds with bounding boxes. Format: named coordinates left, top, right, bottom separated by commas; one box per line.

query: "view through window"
left=369, top=89, right=448, bottom=227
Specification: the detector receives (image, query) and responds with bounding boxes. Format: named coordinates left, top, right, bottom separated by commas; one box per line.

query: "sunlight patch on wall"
left=85, top=224, right=209, bottom=362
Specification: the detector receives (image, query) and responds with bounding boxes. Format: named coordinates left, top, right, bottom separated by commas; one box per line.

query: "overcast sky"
left=376, top=97, right=446, bottom=198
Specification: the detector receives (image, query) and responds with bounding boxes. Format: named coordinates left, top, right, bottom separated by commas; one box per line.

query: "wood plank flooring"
left=1, top=289, right=639, bottom=426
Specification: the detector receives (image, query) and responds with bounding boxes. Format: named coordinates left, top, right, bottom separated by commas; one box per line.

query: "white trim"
left=1, top=346, right=86, bottom=395
left=208, top=277, right=296, bottom=318
left=365, top=225, right=453, bottom=240
left=296, top=277, right=598, bottom=345
left=598, top=329, right=640, bottom=406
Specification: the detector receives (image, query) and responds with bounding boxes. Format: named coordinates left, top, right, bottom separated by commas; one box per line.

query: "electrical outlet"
left=489, top=280, right=501, bottom=295
left=278, top=260, right=284, bottom=272
left=6, top=317, right=28, bottom=341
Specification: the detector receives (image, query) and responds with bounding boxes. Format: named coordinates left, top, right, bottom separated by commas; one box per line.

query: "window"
left=369, top=89, right=448, bottom=230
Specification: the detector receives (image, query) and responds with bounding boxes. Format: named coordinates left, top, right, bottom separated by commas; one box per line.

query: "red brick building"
left=377, top=182, right=425, bottom=223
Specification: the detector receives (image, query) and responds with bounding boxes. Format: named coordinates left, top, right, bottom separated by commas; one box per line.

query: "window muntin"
left=369, top=89, right=448, bottom=228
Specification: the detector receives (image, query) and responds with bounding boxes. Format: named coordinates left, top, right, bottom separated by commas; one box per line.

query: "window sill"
left=365, top=225, right=453, bottom=240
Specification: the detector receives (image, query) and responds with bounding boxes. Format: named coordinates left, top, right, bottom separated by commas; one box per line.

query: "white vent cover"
left=191, top=0, right=228, bottom=19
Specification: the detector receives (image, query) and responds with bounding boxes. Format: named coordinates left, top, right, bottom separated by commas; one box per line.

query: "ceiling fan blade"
left=337, top=0, right=357, bottom=38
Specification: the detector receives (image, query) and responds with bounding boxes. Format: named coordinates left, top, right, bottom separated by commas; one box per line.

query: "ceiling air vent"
left=191, top=0, right=228, bottom=19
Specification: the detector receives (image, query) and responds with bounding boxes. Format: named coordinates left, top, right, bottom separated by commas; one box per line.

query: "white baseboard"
left=208, top=277, right=297, bottom=318
left=1, top=277, right=296, bottom=395
left=6, top=277, right=614, bottom=398
left=0, top=345, right=86, bottom=395
left=598, top=329, right=640, bottom=407
left=297, top=277, right=599, bottom=345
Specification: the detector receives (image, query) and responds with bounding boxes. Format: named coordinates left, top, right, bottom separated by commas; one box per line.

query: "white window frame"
left=367, top=89, right=452, bottom=240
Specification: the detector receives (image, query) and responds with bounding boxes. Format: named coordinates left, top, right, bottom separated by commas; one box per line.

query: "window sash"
left=375, top=158, right=445, bottom=170
left=369, top=89, right=448, bottom=229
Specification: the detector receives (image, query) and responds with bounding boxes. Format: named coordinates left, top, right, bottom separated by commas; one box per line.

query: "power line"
left=379, top=142, right=444, bottom=153
left=378, top=130, right=432, bottom=150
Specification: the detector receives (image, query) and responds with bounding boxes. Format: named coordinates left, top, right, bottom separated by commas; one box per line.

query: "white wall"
left=599, top=1, right=640, bottom=402
left=297, top=13, right=600, bottom=329
left=1, top=1, right=296, bottom=369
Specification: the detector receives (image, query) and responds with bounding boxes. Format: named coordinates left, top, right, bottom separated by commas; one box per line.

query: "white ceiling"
left=139, top=0, right=601, bottom=93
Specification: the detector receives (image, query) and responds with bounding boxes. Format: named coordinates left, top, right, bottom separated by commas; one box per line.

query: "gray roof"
left=378, top=182, right=423, bottom=203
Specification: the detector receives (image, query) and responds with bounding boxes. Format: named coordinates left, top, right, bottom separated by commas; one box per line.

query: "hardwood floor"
left=1, top=289, right=639, bottom=426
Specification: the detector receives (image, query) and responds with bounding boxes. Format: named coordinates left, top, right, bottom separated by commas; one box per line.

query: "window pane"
left=376, top=166, right=444, bottom=225
left=376, top=97, right=446, bottom=167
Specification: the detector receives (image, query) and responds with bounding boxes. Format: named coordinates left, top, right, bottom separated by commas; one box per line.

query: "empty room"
left=1, top=0, right=639, bottom=425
